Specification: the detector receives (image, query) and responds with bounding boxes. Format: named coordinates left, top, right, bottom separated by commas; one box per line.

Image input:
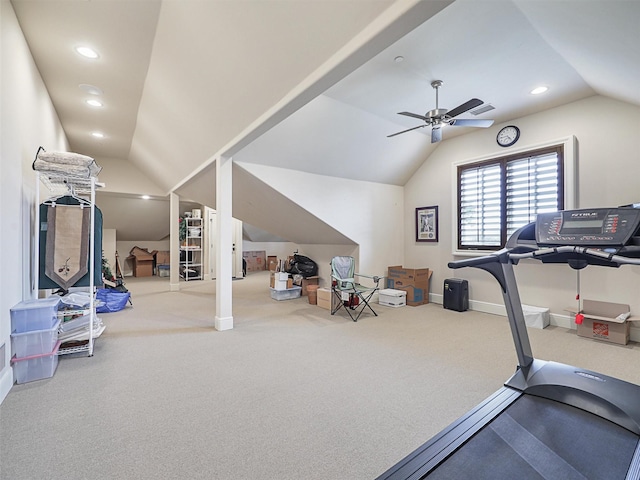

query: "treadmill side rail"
left=627, top=441, right=640, bottom=480
left=376, top=387, right=521, bottom=480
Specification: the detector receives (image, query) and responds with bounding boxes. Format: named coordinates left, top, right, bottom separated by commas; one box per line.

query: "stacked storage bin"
left=10, top=297, right=62, bottom=384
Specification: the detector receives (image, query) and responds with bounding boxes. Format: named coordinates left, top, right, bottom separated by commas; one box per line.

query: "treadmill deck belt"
left=427, top=394, right=639, bottom=480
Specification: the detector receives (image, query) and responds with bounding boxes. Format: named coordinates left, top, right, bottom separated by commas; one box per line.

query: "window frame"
left=452, top=136, right=577, bottom=256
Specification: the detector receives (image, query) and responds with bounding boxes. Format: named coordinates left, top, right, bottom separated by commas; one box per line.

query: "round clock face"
left=497, top=125, right=520, bottom=147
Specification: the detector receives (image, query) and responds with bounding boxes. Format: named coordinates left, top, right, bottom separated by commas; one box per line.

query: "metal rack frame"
left=34, top=171, right=100, bottom=356
left=180, top=217, right=203, bottom=281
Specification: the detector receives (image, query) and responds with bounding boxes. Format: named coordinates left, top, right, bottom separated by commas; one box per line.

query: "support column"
left=215, top=156, right=233, bottom=330
left=169, top=192, right=180, bottom=292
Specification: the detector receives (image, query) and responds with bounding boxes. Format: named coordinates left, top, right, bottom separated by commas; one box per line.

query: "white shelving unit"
left=181, top=217, right=202, bottom=281
left=35, top=168, right=102, bottom=356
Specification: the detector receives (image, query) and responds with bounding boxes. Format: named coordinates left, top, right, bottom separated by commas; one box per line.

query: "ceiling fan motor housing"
left=427, top=108, right=448, bottom=122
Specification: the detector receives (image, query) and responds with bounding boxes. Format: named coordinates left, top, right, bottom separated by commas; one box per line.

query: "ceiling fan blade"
left=398, top=111, right=429, bottom=121
left=447, top=98, right=484, bottom=118
left=449, top=118, right=495, bottom=128
left=431, top=126, right=442, bottom=143
left=387, top=125, right=427, bottom=138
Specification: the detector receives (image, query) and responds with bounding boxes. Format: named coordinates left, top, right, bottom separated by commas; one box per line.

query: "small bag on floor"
left=96, top=288, right=130, bottom=313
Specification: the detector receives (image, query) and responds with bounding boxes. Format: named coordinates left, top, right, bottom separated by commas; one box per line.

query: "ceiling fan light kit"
left=388, top=79, right=494, bottom=143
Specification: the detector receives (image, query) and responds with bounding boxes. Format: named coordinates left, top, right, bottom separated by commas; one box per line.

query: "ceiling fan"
left=388, top=80, right=494, bottom=143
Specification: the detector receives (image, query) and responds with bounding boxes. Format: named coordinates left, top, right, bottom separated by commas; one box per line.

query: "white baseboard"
left=430, top=293, right=443, bottom=305
left=0, top=367, right=13, bottom=405
left=429, top=292, right=640, bottom=342
left=215, top=315, right=234, bottom=331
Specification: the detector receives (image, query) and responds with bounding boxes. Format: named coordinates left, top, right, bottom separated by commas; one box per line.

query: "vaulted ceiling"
left=12, top=0, right=640, bottom=241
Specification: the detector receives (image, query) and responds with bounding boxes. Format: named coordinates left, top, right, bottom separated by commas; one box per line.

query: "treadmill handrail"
left=447, top=251, right=505, bottom=270
left=510, top=245, right=640, bottom=266
left=448, top=250, right=512, bottom=293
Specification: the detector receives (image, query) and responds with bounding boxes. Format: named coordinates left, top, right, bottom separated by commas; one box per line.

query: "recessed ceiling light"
left=141, top=195, right=151, bottom=200
left=91, top=132, right=104, bottom=138
left=75, top=46, right=99, bottom=59
left=79, top=84, right=103, bottom=95
left=394, top=55, right=405, bottom=63
left=86, top=99, right=103, bottom=107
left=530, top=86, right=549, bottom=95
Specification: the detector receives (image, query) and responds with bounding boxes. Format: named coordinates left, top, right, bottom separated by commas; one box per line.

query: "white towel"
left=34, top=151, right=102, bottom=178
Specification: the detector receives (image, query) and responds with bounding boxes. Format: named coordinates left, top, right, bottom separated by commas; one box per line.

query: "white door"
left=208, top=209, right=216, bottom=279
left=208, top=209, right=243, bottom=279
left=233, top=218, right=243, bottom=278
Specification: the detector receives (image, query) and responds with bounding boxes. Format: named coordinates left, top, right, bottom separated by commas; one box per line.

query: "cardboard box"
left=567, top=299, right=639, bottom=345
left=391, top=285, right=426, bottom=306
left=267, top=256, right=278, bottom=272
left=317, top=288, right=340, bottom=311
left=154, top=250, right=170, bottom=265
left=300, top=276, right=319, bottom=296
left=270, top=272, right=292, bottom=291
left=128, top=246, right=154, bottom=277
left=387, top=266, right=431, bottom=287
left=243, top=251, right=266, bottom=272
left=386, top=266, right=433, bottom=306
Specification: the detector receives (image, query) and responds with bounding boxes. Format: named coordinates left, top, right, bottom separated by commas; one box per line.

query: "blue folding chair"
left=330, top=256, right=381, bottom=322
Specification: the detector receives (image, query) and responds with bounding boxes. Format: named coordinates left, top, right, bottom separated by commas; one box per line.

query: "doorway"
left=207, top=207, right=243, bottom=279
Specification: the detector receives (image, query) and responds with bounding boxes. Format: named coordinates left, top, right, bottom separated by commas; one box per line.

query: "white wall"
left=405, top=95, right=640, bottom=336
left=0, top=0, right=68, bottom=402
left=237, top=163, right=405, bottom=279
left=242, top=240, right=298, bottom=263
left=297, top=244, right=360, bottom=289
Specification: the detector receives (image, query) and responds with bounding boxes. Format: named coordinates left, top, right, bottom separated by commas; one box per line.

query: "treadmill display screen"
left=536, top=208, right=640, bottom=246
left=561, top=219, right=604, bottom=229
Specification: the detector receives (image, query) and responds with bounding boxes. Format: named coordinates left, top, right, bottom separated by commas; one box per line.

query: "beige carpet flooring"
left=1, top=271, right=639, bottom=479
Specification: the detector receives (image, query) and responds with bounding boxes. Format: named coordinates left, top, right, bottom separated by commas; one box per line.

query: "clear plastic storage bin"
left=11, top=341, right=61, bottom=384
left=10, top=297, right=61, bottom=333
left=158, top=265, right=170, bottom=277
left=11, top=318, right=61, bottom=358
left=270, top=286, right=301, bottom=301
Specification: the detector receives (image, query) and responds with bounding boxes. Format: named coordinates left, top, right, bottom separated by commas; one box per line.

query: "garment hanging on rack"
left=45, top=205, right=90, bottom=289
left=38, top=196, right=103, bottom=290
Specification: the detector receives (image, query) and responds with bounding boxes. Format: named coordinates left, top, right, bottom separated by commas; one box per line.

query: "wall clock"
left=496, top=125, right=520, bottom=147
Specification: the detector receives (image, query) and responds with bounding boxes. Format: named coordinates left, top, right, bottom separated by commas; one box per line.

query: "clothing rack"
left=33, top=147, right=103, bottom=356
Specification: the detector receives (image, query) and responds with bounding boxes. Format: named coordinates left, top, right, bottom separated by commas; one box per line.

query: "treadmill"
left=377, top=207, right=640, bottom=480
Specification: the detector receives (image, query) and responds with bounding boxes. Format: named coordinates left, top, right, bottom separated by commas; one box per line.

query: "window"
left=457, top=146, right=564, bottom=250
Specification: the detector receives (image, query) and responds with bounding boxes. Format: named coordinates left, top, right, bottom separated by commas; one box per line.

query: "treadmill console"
left=536, top=208, right=640, bottom=247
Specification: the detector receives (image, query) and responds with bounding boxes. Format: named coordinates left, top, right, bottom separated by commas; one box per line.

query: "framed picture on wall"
left=416, top=206, right=439, bottom=242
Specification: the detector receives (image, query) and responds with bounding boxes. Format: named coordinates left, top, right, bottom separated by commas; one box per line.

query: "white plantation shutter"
left=460, top=163, right=502, bottom=247
left=458, top=146, right=562, bottom=250
left=506, top=152, right=560, bottom=238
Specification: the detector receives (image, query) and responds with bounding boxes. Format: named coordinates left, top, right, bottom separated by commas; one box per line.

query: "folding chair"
left=330, top=256, right=381, bottom=322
